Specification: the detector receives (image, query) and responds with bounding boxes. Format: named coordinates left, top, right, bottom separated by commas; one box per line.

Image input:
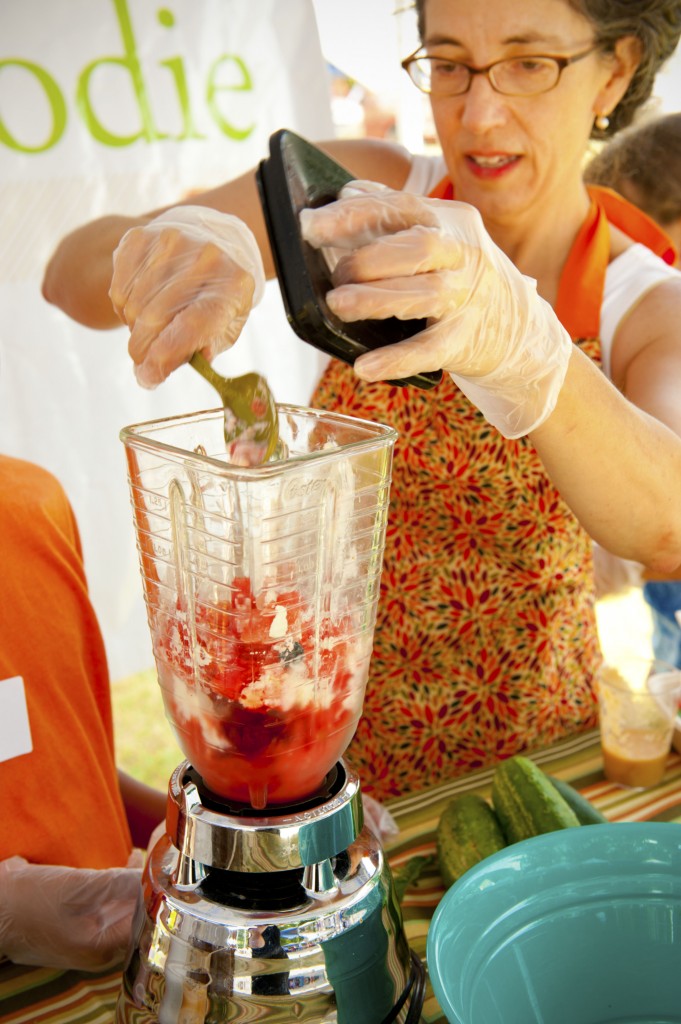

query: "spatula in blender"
left=189, top=352, right=279, bottom=466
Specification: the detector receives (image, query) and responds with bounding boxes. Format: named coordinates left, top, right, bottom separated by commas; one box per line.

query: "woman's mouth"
left=465, top=153, right=520, bottom=178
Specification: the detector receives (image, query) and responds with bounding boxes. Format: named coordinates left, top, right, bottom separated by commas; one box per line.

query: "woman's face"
left=421, top=0, right=637, bottom=227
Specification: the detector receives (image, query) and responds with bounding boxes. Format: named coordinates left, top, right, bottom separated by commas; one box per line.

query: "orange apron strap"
left=554, top=195, right=609, bottom=339
left=588, top=185, right=677, bottom=265
left=429, top=176, right=454, bottom=201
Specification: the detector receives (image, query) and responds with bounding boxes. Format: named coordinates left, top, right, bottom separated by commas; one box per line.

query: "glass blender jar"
left=121, top=404, right=396, bottom=810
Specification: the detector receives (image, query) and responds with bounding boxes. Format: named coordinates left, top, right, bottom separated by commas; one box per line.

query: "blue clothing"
left=643, top=581, right=681, bottom=670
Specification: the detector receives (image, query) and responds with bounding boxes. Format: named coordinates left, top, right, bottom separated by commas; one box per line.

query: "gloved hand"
left=300, top=183, right=573, bottom=438
left=362, top=792, right=399, bottom=843
left=0, top=855, right=142, bottom=972
left=110, top=206, right=266, bottom=388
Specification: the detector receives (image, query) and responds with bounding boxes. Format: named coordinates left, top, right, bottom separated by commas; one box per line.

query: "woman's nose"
left=459, top=74, right=509, bottom=133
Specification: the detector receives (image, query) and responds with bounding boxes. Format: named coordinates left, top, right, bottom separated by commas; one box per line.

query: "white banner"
left=1, top=0, right=333, bottom=680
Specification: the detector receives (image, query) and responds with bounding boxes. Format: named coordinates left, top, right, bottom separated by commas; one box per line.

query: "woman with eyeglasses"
left=44, top=0, right=681, bottom=801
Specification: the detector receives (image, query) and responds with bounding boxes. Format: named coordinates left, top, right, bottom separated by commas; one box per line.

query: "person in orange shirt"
left=0, top=455, right=166, bottom=971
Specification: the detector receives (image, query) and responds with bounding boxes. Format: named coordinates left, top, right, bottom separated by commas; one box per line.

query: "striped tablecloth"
left=2, top=728, right=681, bottom=1024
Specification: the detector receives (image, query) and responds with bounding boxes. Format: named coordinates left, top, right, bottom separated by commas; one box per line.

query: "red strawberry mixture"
left=152, top=577, right=369, bottom=808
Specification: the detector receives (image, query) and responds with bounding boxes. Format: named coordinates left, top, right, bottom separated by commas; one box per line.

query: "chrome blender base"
left=116, top=760, right=425, bottom=1024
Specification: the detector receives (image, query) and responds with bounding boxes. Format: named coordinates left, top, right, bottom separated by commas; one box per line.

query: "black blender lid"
left=256, top=129, right=442, bottom=391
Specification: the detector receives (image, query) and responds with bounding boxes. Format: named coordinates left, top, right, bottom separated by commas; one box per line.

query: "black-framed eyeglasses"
left=401, top=45, right=601, bottom=97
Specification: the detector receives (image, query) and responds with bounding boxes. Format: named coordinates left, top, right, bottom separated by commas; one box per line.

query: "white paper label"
left=0, top=676, right=33, bottom=763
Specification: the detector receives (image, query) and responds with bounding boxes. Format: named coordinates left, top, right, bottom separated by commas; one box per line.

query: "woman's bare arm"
left=530, top=278, right=681, bottom=574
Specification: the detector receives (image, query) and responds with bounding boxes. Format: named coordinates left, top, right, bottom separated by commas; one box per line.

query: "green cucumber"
left=436, top=793, right=507, bottom=888
left=546, top=774, right=608, bottom=825
left=492, top=756, right=580, bottom=843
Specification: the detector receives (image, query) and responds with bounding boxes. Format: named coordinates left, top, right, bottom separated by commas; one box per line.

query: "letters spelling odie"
left=0, top=0, right=256, bottom=154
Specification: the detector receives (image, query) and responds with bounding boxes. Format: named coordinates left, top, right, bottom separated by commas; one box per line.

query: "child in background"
left=585, top=112, right=681, bottom=255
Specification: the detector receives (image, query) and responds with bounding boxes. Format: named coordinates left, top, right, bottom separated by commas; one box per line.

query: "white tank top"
left=600, top=245, right=679, bottom=377
left=403, top=155, right=680, bottom=380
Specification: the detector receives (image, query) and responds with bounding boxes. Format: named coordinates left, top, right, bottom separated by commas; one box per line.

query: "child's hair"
left=584, top=112, right=681, bottom=229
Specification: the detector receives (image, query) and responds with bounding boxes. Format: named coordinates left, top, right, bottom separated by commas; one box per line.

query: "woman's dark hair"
left=584, top=112, right=681, bottom=225
left=412, top=0, right=681, bottom=139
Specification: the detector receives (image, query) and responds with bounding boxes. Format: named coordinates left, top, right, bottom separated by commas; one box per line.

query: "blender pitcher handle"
left=169, top=478, right=197, bottom=650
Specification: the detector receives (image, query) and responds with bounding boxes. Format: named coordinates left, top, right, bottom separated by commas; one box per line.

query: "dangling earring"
left=594, top=113, right=610, bottom=131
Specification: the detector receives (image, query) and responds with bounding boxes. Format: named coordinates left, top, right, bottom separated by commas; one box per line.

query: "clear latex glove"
left=362, top=792, right=399, bottom=843
left=300, top=182, right=572, bottom=438
left=110, top=206, right=266, bottom=388
left=0, top=855, right=142, bottom=972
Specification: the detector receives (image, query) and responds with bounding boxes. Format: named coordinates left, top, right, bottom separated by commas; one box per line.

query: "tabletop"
left=2, top=727, right=681, bottom=1024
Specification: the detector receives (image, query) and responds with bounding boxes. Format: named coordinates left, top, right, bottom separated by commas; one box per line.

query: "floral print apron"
left=312, top=185, right=675, bottom=800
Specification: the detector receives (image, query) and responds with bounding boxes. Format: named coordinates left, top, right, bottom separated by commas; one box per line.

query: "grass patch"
left=112, top=668, right=182, bottom=791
